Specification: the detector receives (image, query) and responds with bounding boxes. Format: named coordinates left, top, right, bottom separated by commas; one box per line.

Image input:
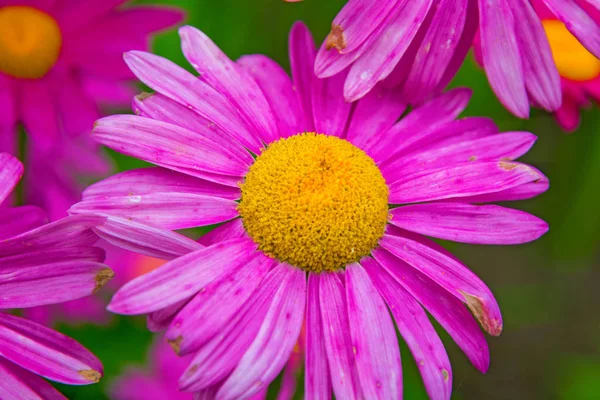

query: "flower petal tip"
left=79, top=369, right=102, bottom=383
left=167, top=336, right=183, bottom=355
left=460, top=291, right=503, bottom=337
left=94, top=268, right=115, bottom=294
left=135, top=91, right=154, bottom=102
left=325, top=24, right=346, bottom=51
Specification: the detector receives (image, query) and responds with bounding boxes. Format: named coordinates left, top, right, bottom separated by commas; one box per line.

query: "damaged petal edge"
left=79, top=369, right=102, bottom=383
left=325, top=24, right=346, bottom=51
left=167, top=335, right=183, bottom=354
left=459, top=290, right=503, bottom=336
left=93, top=268, right=115, bottom=294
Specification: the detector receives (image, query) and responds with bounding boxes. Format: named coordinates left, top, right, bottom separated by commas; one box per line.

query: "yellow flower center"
left=542, top=19, right=600, bottom=81
left=0, top=6, right=62, bottom=79
left=239, top=133, right=389, bottom=273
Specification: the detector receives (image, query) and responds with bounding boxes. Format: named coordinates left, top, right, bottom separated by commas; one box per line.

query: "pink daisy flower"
left=0, top=153, right=114, bottom=397
left=71, top=23, right=549, bottom=399
left=0, top=0, right=183, bottom=219
left=534, top=0, right=600, bottom=131
left=314, top=0, right=600, bottom=119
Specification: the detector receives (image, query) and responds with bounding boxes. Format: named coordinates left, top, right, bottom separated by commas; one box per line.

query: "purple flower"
left=0, top=0, right=183, bottom=219
left=71, top=23, right=549, bottom=399
left=315, top=0, right=600, bottom=119
left=0, top=153, right=114, bottom=396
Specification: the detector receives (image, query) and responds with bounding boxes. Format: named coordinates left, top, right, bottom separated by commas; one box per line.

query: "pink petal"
left=56, top=0, right=128, bottom=33
left=543, top=0, right=600, bottom=57
left=345, top=263, right=402, bottom=399
left=0, top=359, right=66, bottom=400
left=146, top=299, right=189, bottom=333
left=407, top=117, right=499, bottom=150
left=0, top=260, right=113, bottom=308
left=372, top=246, right=489, bottom=372
left=389, top=203, right=548, bottom=244
left=74, top=52, right=134, bottom=80
left=133, top=92, right=254, bottom=167
left=314, top=0, right=409, bottom=80
left=380, top=233, right=503, bottom=336
left=217, top=265, right=306, bottom=399
left=107, top=237, right=256, bottom=314
left=345, top=85, right=406, bottom=149
left=123, top=51, right=262, bottom=153
left=388, top=161, right=544, bottom=204
left=165, top=252, right=275, bottom=356
left=93, top=216, right=202, bottom=260
left=55, top=75, right=100, bottom=137
left=82, top=167, right=239, bottom=201
left=312, top=71, right=352, bottom=137
left=198, top=219, right=246, bottom=246
left=362, top=257, right=452, bottom=400
left=508, top=0, right=561, bottom=111
left=0, top=246, right=104, bottom=268
left=478, top=0, right=529, bottom=118
left=344, top=0, right=434, bottom=101
left=179, top=26, right=278, bottom=144
left=19, top=79, right=60, bottom=152
left=0, top=153, right=23, bottom=204
left=368, top=88, right=472, bottom=162
left=304, top=273, right=332, bottom=399
left=289, top=22, right=317, bottom=131
left=0, top=313, right=102, bottom=385
left=238, top=54, right=305, bottom=138
left=0, top=215, right=104, bottom=258
left=71, top=192, right=238, bottom=230
left=322, top=0, right=399, bottom=55
left=383, top=131, right=537, bottom=178
left=449, top=169, right=549, bottom=203
left=379, top=117, right=499, bottom=173
left=80, top=76, right=134, bottom=107
left=434, top=0, right=479, bottom=92
left=92, top=115, right=249, bottom=178
left=277, top=349, right=302, bottom=400
left=555, top=97, right=582, bottom=132
left=401, top=0, right=469, bottom=103
left=179, top=264, right=290, bottom=391
left=68, top=7, right=183, bottom=48
left=319, top=272, right=363, bottom=399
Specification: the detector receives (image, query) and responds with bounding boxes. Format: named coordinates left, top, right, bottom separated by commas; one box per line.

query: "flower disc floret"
left=543, top=19, right=600, bottom=82
left=0, top=6, right=62, bottom=79
left=238, top=133, right=389, bottom=273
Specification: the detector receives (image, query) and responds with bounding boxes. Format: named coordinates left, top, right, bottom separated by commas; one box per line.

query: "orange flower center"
left=0, top=6, right=62, bottom=79
left=542, top=19, right=600, bottom=82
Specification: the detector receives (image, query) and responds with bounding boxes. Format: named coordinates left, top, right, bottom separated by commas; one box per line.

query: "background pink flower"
left=315, top=0, right=600, bottom=120
left=533, top=0, right=600, bottom=131
left=0, top=0, right=183, bottom=220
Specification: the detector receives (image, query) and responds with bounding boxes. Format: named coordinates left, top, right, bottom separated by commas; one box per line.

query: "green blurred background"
left=54, top=0, right=600, bottom=399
